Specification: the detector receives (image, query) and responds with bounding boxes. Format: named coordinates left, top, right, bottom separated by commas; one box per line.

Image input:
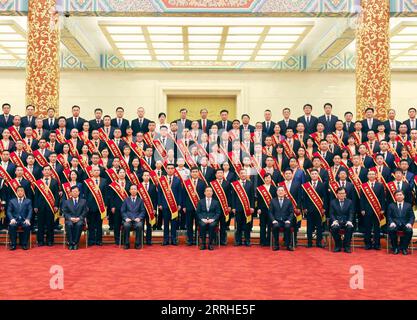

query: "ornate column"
left=356, top=0, right=390, bottom=120
left=26, top=0, right=60, bottom=117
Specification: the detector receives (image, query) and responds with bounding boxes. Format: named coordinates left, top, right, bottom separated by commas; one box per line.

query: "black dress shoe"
left=307, top=242, right=313, bottom=248
left=393, top=248, right=400, bottom=254
left=38, top=242, right=45, bottom=247
left=171, top=241, right=178, bottom=246
left=344, top=247, right=351, bottom=253
left=220, top=242, right=227, bottom=246
left=244, top=242, right=251, bottom=247
left=373, top=245, right=381, bottom=250
left=402, top=249, right=408, bottom=255
left=333, top=247, right=341, bottom=253
left=124, top=244, right=130, bottom=249
left=208, top=245, right=214, bottom=251
left=135, top=244, right=141, bottom=249
left=47, top=242, right=53, bottom=247
left=96, top=242, right=103, bottom=246
left=9, top=246, right=16, bottom=251
left=316, top=243, right=324, bottom=248
left=234, top=243, right=242, bottom=246
left=87, top=242, right=95, bottom=246
left=364, top=245, right=372, bottom=250
left=200, top=245, right=206, bottom=250
left=287, top=246, right=294, bottom=251
left=273, top=246, right=279, bottom=251
left=68, top=245, right=73, bottom=250
left=22, top=245, right=29, bottom=250
left=162, top=242, right=169, bottom=246
left=146, top=242, right=152, bottom=246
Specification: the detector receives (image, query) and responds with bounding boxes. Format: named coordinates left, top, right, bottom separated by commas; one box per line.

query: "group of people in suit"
left=1, top=102, right=417, bottom=254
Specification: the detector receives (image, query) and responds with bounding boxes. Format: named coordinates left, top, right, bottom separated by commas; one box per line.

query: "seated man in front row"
left=7, top=186, right=32, bottom=250
left=387, top=190, right=415, bottom=255
left=61, top=186, right=88, bottom=250
left=121, top=185, right=146, bottom=250
left=329, top=187, right=354, bottom=253
left=196, top=186, right=221, bottom=251
left=268, top=186, right=294, bottom=251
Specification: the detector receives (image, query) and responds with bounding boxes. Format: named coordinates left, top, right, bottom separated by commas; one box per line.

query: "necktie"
left=371, top=182, right=374, bottom=189
left=145, top=183, right=148, bottom=191
left=118, top=119, right=122, bottom=127
left=50, top=119, right=53, bottom=127
left=158, top=170, right=161, bottom=177
left=307, top=117, right=310, bottom=125
left=223, top=121, right=226, bottom=129
left=194, top=179, right=197, bottom=187
left=414, top=141, right=416, bottom=149
left=203, top=120, right=206, bottom=132
left=391, top=120, right=395, bottom=130
left=327, top=116, right=330, bottom=123
left=340, top=201, right=344, bottom=209
left=74, top=199, right=77, bottom=207
left=279, top=199, right=283, bottom=207
left=203, top=167, right=206, bottom=176
left=207, top=198, right=211, bottom=210
left=28, top=139, right=31, bottom=146
left=266, top=122, right=269, bottom=130
left=397, top=182, right=401, bottom=190
left=399, top=203, right=402, bottom=211
left=45, top=178, right=49, bottom=186
left=95, top=179, right=99, bottom=185
left=61, top=129, right=64, bottom=135
left=74, top=118, right=78, bottom=127
left=5, top=115, right=8, bottom=122
left=162, top=138, right=165, bottom=146
left=132, top=197, right=135, bottom=204
left=139, top=119, right=142, bottom=127
left=169, top=176, right=172, bottom=185
left=19, top=198, right=22, bottom=205
left=243, top=181, right=246, bottom=187
left=313, top=181, right=316, bottom=189
left=341, top=182, right=345, bottom=188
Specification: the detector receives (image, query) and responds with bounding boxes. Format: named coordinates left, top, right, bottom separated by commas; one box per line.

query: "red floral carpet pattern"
left=1, top=245, right=415, bottom=300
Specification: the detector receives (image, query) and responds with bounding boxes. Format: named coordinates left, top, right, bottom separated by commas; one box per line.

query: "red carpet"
left=1, top=245, right=416, bottom=300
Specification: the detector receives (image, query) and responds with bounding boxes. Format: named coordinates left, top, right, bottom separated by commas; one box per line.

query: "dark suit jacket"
left=278, top=119, right=297, bottom=133
left=262, top=121, right=276, bottom=136
left=43, top=118, right=58, bottom=131
left=318, top=114, right=338, bottom=134
left=62, top=198, right=88, bottom=221
left=84, top=178, right=108, bottom=212
left=360, top=181, right=386, bottom=213
left=302, top=181, right=328, bottom=214
left=232, top=180, right=254, bottom=212
left=131, top=118, right=151, bottom=135
left=256, top=185, right=277, bottom=211
left=121, top=197, right=146, bottom=221
left=403, top=119, right=417, bottom=133
left=111, top=118, right=130, bottom=136
left=387, top=202, right=415, bottom=227
left=343, top=122, right=355, bottom=134
left=21, top=116, right=37, bottom=129
left=329, top=198, right=354, bottom=223
left=0, top=114, right=14, bottom=130
left=157, top=176, right=183, bottom=210
left=34, top=179, right=60, bottom=211
left=197, top=119, right=213, bottom=134
left=268, top=198, right=294, bottom=222
left=215, top=120, right=233, bottom=132
left=297, top=115, right=318, bottom=134
left=66, top=117, right=86, bottom=132
left=184, top=179, right=206, bottom=211
left=383, top=119, right=401, bottom=134
left=196, top=198, right=221, bottom=221
left=7, top=198, right=32, bottom=222
left=89, top=119, right=104, bottom=132
left=361, top=118, right=381, bottom=133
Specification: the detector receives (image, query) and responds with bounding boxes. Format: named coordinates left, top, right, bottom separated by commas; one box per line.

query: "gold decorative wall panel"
left=25, top=0, right=60, bottom=116
left=356, top=0, right=390, bottom=120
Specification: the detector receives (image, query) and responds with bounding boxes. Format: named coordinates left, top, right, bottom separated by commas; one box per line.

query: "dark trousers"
left=259, top=209, right=271, bottom=245
left=87, top=211, right=103, bottom=245
left=363, top=212, right=381, bottom=247
left=65, top=220, right=83, bottom=245
left=156, top=207, right=163, bottom=229
left=179, top=208, right=187, bottom=230
left=9, top=222, right=30, bottom=246
left=123, top=220, right=143, bottom=246
left=108, top=211, right=114, bottom=229
left=186, top=208, right=197, bottom=244
left=388, top=224, right=413, bottom=250
left=112, top=209, right=122, bottom=244
left=330, top=222, right=353, bottom=248
left=219, top=214, right=228, bottom=245
left=144, top=214, right=152, bottom=244
left=37, top=209, right=54, bottom=244
left=162, top=208, right=177, bottom=243
left=271, top=221, right=291, bottom=247
left=198, top=220, right=218, bottom=245
left=306, top=210, right=323, bottom=245
left=235, top=211, right=251, bottom=244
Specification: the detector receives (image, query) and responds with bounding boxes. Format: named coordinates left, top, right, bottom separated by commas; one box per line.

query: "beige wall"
left=0, top=69, right=415, bottom=122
